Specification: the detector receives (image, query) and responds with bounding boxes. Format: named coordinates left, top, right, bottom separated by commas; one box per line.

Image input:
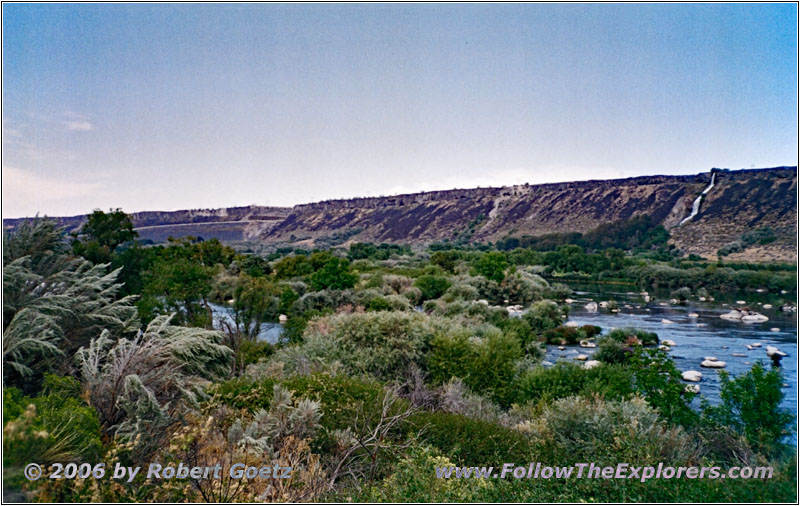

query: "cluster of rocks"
left=720, top=309, right=769, bottom=322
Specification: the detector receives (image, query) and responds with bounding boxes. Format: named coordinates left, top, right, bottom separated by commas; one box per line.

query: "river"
left=547, top=282, right=797, bottom=441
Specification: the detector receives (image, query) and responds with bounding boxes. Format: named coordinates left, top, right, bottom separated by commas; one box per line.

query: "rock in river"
left=682, top=370, right=702, bottom=382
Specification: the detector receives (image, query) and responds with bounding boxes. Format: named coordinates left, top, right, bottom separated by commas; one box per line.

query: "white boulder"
left=766, top=346, right=788, bottom=358
left=720, top=310, right=742, bottom=320
left=682, top=370, right=703, bottom=382
left=701, top=359, right=727, bottom=368
left=583, top=360, right=601, bottom=370
left=574, top=354, right=589, bottom=361
left=741, top=312, right=768, bottom=322
left=584, top=302, right=598, bottom=312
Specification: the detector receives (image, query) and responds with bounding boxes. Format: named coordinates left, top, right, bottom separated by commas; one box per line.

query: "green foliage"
left=528, top=395, right=695, bottom=463
left=540, top=326, right=580, bottom=345
left=522, top=300, right=565, bottom=333
left=409, top=411, right=534, bottom=466
left=430, top=251, right=459, bottom=274
left=366, top=296, right=392, bottom=312
left=500, top=269, right=548, bottom=305
left=300, top=311, right=443, bottom=381
left=702, top=362, right=793, bottom=456
left=71, top=208, right=138, bottom=263
left=234, top=253, right=272, bottom=277
left=427, top=327, right=522, bottom=406
left=515, top=362, right=634, bottom=405
left=3, top=219, right=139, bottom=385
left=273, top=254, right=312, bottom=279
left=607, top=327, right=659, bottom=345
left=414, top=275, right=452, bottom=302
left=237, top=340, right=274, bottom=369
left=348, top=242, right=411, bottom=260
left=3, top=375, right=103, bottom=487
left=471, top=251, right=510, bottom=283
left=354, top=445, right=491, bottom=502
left=233, top=276, right=280, bottom=337
left=718, top=227, right=777, bottom=257
left=76, top=315, right=233, bottom=459
left=626, top=347, right=696, bottom=427
left=496, top=214, right=668, bottom=254
left=593, top=337, right=630, bottom=364
left=140, top=255, right=213, bottom=326
left=309, top=257, right=358, bottom=291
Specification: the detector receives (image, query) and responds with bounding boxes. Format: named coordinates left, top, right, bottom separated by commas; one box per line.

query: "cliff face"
left=266, top=167, right=796, bottom=260
left=669, top=168, right=797, bottom=262
left=2, top=206, right=292, bottom=243
left=3, top=167, right=796, bottom=261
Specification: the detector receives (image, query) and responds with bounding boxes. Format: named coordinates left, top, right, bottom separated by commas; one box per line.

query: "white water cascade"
left=679, top=172, right=716, bottom=226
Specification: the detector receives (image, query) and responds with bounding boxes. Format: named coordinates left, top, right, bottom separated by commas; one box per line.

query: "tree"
left=233, top=276, right=280, bottom=338
left=703, top=362, right=793, bottom=456
left=72, top=209, right=138, bottom=263
left=141, top=256, right=213, bottom=327
left=274, top=255, right=313, bottom=279
left=414, top=275, right=452, bottom=302
left=430, top=251, right=459, bottom=274
left=310, top=257, right=358, bottom=291
left=471, top=251, right=509, bottom=283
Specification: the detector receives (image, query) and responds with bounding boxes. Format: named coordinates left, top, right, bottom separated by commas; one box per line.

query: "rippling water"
left=545, top=283, right=797, bottom=442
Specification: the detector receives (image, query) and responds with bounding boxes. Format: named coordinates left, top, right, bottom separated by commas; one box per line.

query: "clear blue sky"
left=3, top=3, right=797, bottom=217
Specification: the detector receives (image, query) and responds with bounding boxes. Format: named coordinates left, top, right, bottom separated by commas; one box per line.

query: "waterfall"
left=679, top=172, right=716, bottom=226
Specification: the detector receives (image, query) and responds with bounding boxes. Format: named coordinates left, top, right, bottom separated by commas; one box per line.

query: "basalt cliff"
left=4, top=167, right=796, bottom=261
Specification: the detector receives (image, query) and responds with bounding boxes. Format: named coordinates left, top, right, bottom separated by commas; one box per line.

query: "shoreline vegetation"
left=3, top=210, right=797, bottom=502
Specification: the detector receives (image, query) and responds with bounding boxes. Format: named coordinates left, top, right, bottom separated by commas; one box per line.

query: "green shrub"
left=210, top=377, right=278, bottom=411
left=366, top=296, right=392, bottom=312
left=3, top=375, right=103, bottom=487
left=408, top=411, right=534, bottom=466
left=523, top=300, right=565, bottom=333
left=282, top=373, right=405, bottom=454
left=581, top=324, right=601, bottom=338
left=237, top=340, right=274, bottom=368
left=593, top=338, right=631, bottom=364
left=471, top=251, right=510, bottom=283
left=499, top=269, right=547, bottom=304
left=427, top=326, right=522, bottom=406
left=541, top=325, right=581, bottom=345
left=353, top=445, right=491, bottom=502
left=414, top=275, right=452, bottom=301
left=607, top=327, right=659, bottom=345
left=702, top=362, right=793, bottom=457
left=515, top=362, right=634, bottom=405
left=528, top=395, right=697, bottom=464
left=430, top=251, right=459, bottom=274
left=626, top=348, right=696, bottom=427
left=300, top=311, right=449, bottom=381
left=442, top=282, right=480, bottom=302
left=309, top=257, right=358, bottom=291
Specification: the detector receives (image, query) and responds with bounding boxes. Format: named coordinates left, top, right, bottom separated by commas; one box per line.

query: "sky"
left=2, top=3, right=797, bottom=218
